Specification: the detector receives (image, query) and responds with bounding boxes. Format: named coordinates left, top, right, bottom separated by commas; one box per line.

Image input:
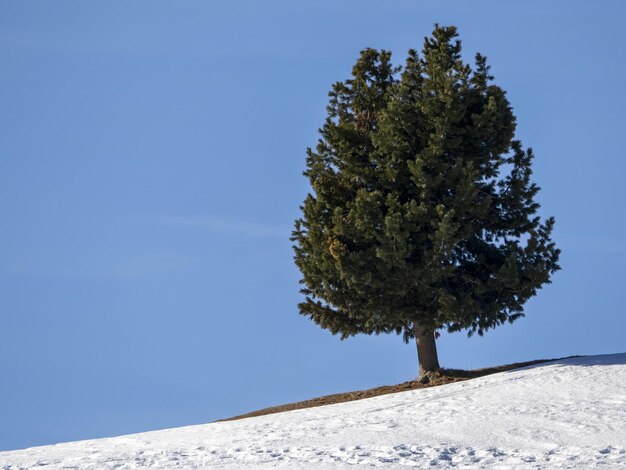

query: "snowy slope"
left=2, top=354, right=625, bottom=469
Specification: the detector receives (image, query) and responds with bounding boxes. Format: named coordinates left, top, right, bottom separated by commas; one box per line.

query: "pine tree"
left=292, top=25, right=560, bottom=380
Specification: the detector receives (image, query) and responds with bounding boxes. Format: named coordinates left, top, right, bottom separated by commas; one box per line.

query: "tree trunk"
left=414, top=322, right=440, bottom=380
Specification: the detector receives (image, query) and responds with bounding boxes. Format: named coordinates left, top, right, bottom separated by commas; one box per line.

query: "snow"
left=2, top=354, right=625, bottom=469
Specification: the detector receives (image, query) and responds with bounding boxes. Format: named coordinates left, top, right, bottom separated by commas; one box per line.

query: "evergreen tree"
left=292, top=25, right=560, bottom=380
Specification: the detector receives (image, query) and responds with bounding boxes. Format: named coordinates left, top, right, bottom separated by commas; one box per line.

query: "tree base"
left=417, top=369, right=444, bottom=384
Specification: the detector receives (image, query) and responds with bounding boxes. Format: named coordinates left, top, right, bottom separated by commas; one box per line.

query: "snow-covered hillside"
left=2, top=354, right=625, bottom=469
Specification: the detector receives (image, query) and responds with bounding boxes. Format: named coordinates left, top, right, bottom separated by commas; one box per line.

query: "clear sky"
left=1, top=0, right=624, bottom=452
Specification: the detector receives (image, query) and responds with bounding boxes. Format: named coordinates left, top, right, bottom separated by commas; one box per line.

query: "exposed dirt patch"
left=219, top=357, right=573, bottom=422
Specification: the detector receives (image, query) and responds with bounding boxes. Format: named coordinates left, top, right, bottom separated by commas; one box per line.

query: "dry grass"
left=218, top=357, right=572, bottom=422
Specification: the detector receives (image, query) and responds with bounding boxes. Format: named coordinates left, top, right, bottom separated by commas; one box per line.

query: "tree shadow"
left=219, top=352, right=626, bottom=422
left=505, top=352, right=626, bottom=371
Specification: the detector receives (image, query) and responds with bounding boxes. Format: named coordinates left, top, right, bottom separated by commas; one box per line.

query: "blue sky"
left=1, top=0, right=624, bottom=451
